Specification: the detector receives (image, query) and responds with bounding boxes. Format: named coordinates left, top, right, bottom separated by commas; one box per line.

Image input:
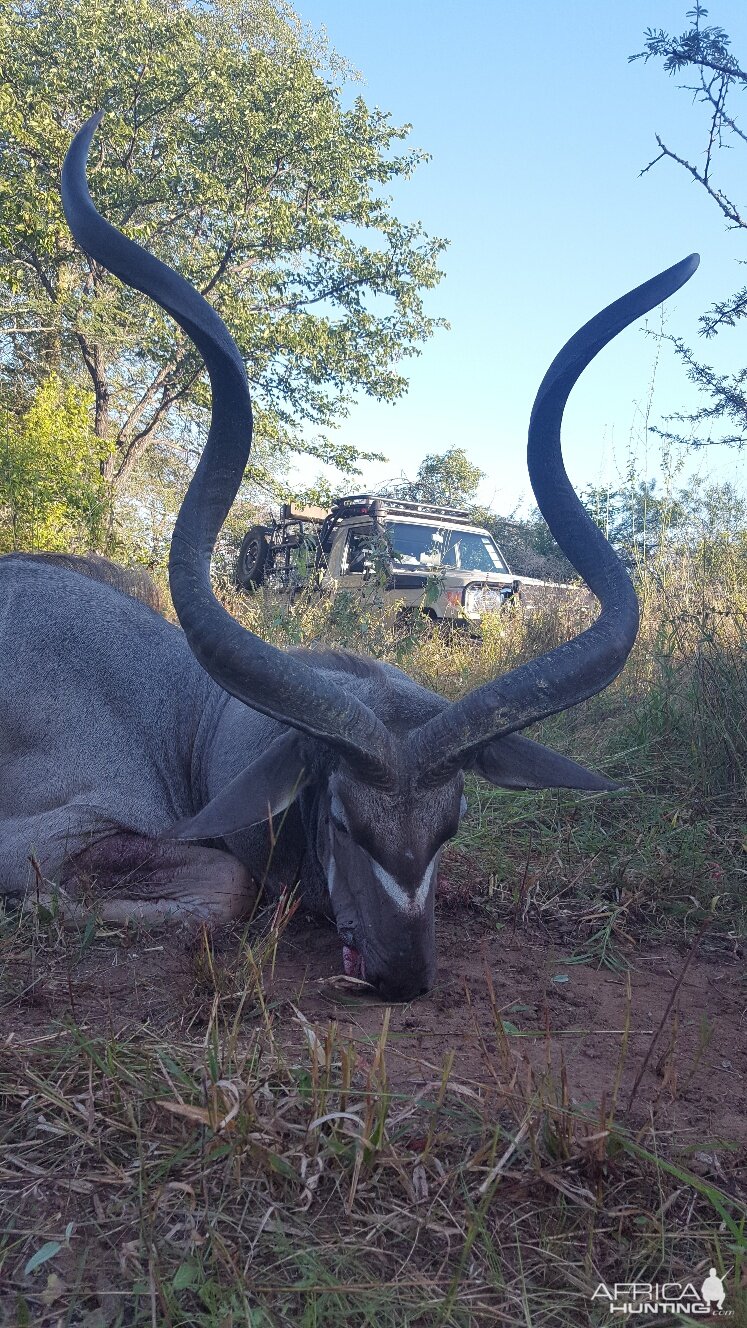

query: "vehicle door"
left=334, top=521, right=378, bottom=592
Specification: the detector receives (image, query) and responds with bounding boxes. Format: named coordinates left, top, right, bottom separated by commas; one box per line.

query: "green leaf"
left=172, top=1262, right=199, bottom=1290
left=15, top=1297, right=31, bottom=1326
left=24, top=1242, right=61, bottom=1276
left=267, top=1151, right=297, bottom=1179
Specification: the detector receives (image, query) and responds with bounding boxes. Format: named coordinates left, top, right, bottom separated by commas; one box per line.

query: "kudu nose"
left=374, top=972, right=433, bottom=1001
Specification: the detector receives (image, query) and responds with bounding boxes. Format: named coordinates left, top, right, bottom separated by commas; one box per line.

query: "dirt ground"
left=4, top=900, right=745, bottom=1151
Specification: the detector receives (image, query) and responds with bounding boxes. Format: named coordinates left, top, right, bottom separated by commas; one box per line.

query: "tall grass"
left=223, top=535, right=747, bottom=796
left=627, top=540, right=747, bottom=799
left=215, top=535, right=747, bottom=939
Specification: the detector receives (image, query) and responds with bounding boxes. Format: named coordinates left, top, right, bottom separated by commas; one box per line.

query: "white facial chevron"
left=369, top=853, right=436, bottom=916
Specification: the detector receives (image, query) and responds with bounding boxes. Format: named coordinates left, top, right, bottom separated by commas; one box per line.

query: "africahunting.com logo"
left=591, top=1268, right=732, bottom=1316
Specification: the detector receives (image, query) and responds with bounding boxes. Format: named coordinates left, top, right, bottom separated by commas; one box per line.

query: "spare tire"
left=235, top=526, right=271, bottom=590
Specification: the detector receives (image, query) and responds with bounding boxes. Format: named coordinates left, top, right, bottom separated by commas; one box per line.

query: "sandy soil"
left=4, top=901, right=745, bottom=1151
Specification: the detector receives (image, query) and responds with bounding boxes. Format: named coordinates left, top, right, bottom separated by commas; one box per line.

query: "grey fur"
left=7, top=551, right=163, bottom=613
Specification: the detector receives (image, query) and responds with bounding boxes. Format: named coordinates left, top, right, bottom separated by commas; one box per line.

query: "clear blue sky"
left=292, top=0, right=747, bottom=511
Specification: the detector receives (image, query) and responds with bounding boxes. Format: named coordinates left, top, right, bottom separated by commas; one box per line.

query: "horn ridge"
left=527, top=254, right=699, bottom=610
left=411, top=254, right=700, bottom=780
left=62, top=113, right=396, bottom=781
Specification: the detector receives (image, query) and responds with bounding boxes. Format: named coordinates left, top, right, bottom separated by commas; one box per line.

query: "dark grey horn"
left=61, top=113, right=397, bottom=784
left=410, top=253, right=700, bottom=780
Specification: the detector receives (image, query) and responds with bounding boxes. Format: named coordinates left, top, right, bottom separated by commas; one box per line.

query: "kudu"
left=0, top=113, right=699, bottom=998
left=27, top=551, right=163, bottom=613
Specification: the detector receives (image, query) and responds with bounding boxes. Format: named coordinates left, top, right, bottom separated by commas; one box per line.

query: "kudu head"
left=62, top=114, right=698, bottom=999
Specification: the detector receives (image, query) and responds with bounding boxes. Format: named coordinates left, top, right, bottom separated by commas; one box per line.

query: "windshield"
left=386, top=521, right=508, bottom=574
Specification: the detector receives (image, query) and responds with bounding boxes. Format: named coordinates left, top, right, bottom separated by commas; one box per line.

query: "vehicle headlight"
left=463, top=584, right=509, bottom=616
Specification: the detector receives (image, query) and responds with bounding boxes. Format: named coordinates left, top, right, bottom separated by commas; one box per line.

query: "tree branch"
left=22, top=248, right=57, bottom=303
left=200, top=235, right=237, bottom=299
left=640, top=134, right=747, bottom=229
left=116, top=347, right=190, bottom=445
left=114, top=365, right=203, bottom=485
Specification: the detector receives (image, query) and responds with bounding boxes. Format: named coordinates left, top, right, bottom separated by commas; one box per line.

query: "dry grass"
left=1, top=906, right=745, bottom=1327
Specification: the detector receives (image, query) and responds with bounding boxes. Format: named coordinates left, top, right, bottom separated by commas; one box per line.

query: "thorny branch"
left=639, top=135, right=746, bottom=230
left=633, top=6, right=747, bottom=450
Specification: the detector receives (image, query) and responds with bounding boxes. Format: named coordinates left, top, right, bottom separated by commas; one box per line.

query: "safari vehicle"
left=235, top=494, right=520, bottom=625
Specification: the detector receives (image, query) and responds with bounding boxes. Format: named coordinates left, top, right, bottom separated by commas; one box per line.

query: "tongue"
left=342, top=945, right=365, bottom=979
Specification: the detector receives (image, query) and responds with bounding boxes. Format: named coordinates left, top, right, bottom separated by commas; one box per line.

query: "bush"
left=0, top=376, right=109, bottom=552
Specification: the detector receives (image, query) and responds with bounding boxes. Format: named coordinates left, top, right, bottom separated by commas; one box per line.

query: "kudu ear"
left=166, top=731, right=310, bottom=841
left=471, top=733, right=620, bottom=791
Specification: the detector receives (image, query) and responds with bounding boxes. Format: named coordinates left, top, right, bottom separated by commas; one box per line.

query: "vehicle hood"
left=389, top=566, right=514, bottom=586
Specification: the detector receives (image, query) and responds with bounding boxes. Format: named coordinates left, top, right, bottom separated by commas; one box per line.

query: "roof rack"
left=331, top=494, right=474, bottom=522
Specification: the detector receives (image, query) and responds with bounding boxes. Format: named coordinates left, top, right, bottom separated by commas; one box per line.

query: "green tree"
left=384, top=447, right=484, bottom=508
left=0, top=0, right=446, bottom=497
left=0, top=375, right=109, bottom=551
left=632, top=5, right=747, bottom=447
